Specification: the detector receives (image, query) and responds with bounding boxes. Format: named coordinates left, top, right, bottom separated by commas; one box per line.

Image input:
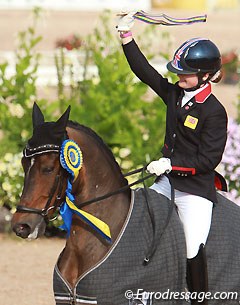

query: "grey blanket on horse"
left=54, top=188, right=188, bottom=305
left=206, top=192, right=240, bottom=304
left=53, top=189, right=240, bottom=305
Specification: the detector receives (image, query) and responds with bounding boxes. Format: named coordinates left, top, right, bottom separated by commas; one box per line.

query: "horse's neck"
left=69, top=126, right=130, bottom=208
left=58, top=128, right=131, bottom=287
left=72, top=140, right=131, bottom=241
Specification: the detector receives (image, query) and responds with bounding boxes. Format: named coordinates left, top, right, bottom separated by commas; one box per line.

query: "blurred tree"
left=0, top=9, right=175, bottom=209
left=0, top=7, right=47, bottom=207
left=0, top=7, right=46, bottom=155
left=53, top=11, right=175, bottom=174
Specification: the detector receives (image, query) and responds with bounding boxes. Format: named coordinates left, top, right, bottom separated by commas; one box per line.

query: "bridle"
left=15, top=150, right=174, bottom=265
left=15, top=160, right=155, bottom=221
left=14, top=161, right=153, bottom=221
left=16, top=170, right=65, bottom=223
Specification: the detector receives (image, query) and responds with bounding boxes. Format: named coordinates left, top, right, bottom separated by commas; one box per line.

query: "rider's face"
left=177, top=74, right=199, bottom=89
left=177, top=73, right=210, bottom=90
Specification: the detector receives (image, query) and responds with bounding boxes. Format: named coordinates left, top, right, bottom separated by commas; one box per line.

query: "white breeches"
left=150, top=176, right=213, bottom=259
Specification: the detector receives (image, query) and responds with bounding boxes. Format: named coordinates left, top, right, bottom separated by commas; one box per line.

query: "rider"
left=117, top=12, right=228, bottom=304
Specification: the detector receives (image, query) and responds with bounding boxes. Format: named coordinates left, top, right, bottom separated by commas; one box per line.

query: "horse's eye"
left=42, top=167, right=54, bottom=174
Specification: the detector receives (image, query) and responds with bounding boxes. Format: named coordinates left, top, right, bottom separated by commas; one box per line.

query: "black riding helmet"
left=167, top=38, right=221, bottom=75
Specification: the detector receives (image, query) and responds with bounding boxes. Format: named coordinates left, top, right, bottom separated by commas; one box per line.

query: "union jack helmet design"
left=167, top=38, right=221, bottom=75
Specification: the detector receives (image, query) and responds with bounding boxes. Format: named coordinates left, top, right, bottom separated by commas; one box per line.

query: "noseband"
left=16, top=171, right=64, bottom=223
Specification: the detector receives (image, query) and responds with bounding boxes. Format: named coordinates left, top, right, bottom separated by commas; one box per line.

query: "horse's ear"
left=55, top=105, right=71, bottom=131
left=32, top=102, right=45, bottom=128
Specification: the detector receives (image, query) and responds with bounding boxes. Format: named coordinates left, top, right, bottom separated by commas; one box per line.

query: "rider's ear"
left=32, top=102, right=45, bottom=128
left=55, top=105, right=71, bottom=131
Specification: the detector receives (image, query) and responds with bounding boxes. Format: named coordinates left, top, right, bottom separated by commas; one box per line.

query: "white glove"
left=147, top=158, right=172, bottom=176
left=116, top=12, right=136, bottom=32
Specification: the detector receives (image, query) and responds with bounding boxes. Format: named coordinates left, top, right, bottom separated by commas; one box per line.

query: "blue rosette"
left=60, top=139, right=83, bottom=182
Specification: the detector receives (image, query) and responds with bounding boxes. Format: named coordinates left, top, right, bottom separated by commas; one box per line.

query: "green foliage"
left=0, top=7, right=47, bottom=206
left=0, top=7, right=44, bottom=154
left=53, top=11, right=173, bottom=174
left=0, top=153, right=24, bottom=207
left=221, top=50, right=239, bottom=85
left=0, top=9, right=174, bottom=208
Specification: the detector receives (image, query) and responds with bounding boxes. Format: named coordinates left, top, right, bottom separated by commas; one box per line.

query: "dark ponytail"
left=210, top=70, right=223, bottom=83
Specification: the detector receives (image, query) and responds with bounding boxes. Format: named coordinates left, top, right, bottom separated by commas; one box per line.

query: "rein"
left=143, top=173, right=175, bottom=265
left=76, top=166, right=175, bottom=266
left=15, top=166, right=153, bottom=218
left=77, top=166, right=154, bottom=209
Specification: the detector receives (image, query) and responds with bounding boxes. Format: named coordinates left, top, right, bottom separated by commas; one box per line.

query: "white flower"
left=21, top=130, right=29, bottom=140
left=121, top=160, right=133, bottom=170
left=142, top=133, right=149, bottom=141
left=2, top=181, right=12, bottom=192
left=8, top=168, right=17, bottom=178
left=119, top=148, right=131, bottom=158
left=4, top=153, right=13, bottom=162
left=0, top=162, right=7, bottom=173
left=92, top=77, right=100, bottom=85
left=8, top=104, right=25, bottom=118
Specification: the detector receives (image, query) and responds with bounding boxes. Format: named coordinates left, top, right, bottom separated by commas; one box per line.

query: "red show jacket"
left=123, top=40, right=228, bottom=202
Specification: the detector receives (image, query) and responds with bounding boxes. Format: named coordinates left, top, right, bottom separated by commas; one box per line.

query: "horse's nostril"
left=14, top=223, right=31, bottom=239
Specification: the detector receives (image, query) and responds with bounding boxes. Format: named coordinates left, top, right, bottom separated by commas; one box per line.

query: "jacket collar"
left=194, top=83, right=212, bottom=103
left=179, top=83, right=212, bottom=113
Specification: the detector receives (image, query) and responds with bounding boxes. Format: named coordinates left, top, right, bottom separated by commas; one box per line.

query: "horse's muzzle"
left=12, top=222, right=31, bottom=239
left=11, top=214, right=46, bottom=239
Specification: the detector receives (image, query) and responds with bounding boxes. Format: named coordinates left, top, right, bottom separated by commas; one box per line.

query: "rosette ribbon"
left=59, top=139, right=111, bottom=243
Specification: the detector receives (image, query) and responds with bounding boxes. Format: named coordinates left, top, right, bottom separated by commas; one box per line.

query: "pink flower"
left=55, top=34, right=82, bottom=50
left=221, top=118, right=240, bottom=205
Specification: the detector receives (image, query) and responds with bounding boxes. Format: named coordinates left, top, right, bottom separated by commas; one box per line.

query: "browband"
left=24, top=144, right=60, bottom=158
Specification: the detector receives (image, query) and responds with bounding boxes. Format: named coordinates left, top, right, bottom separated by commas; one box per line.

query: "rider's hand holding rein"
left=147, top=158, right=172, bottom=176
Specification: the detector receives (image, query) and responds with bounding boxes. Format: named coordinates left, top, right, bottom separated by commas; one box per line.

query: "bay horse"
left=12, top=103, right=240, bottom=305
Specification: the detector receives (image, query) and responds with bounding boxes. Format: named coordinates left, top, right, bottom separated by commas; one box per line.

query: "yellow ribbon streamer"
left=66, top=197, right=111, bottom=241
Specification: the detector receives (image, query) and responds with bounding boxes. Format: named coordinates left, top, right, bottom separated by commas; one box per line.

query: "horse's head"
left=12, top=102, right=130, bottom=245
left=11, top=103, right=70, bottom=239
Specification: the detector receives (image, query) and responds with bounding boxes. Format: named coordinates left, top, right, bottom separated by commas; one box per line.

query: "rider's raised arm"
left=117, top=13, right=172, bottom=103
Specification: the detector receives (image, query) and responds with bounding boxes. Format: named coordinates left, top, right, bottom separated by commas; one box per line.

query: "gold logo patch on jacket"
left=184, top=115, right=198, bottom=129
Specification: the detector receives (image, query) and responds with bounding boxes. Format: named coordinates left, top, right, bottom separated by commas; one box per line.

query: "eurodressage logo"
left=124, top=289, right=240, bottom=303
left=125, top=290, right=152, bottom=305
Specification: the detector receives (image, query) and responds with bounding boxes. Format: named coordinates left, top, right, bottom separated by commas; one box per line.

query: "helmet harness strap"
left=185, top=72, right=212, bottom=92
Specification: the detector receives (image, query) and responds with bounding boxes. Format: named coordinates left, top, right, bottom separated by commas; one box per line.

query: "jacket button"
left=173, top=134, right=176, bottom=138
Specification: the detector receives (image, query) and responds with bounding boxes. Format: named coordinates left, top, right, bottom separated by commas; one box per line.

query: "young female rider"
left=117, top=13, right=228, bottom=304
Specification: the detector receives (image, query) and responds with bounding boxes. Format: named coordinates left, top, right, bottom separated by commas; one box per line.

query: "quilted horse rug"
left=53, top=188, right=240, bottom=305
